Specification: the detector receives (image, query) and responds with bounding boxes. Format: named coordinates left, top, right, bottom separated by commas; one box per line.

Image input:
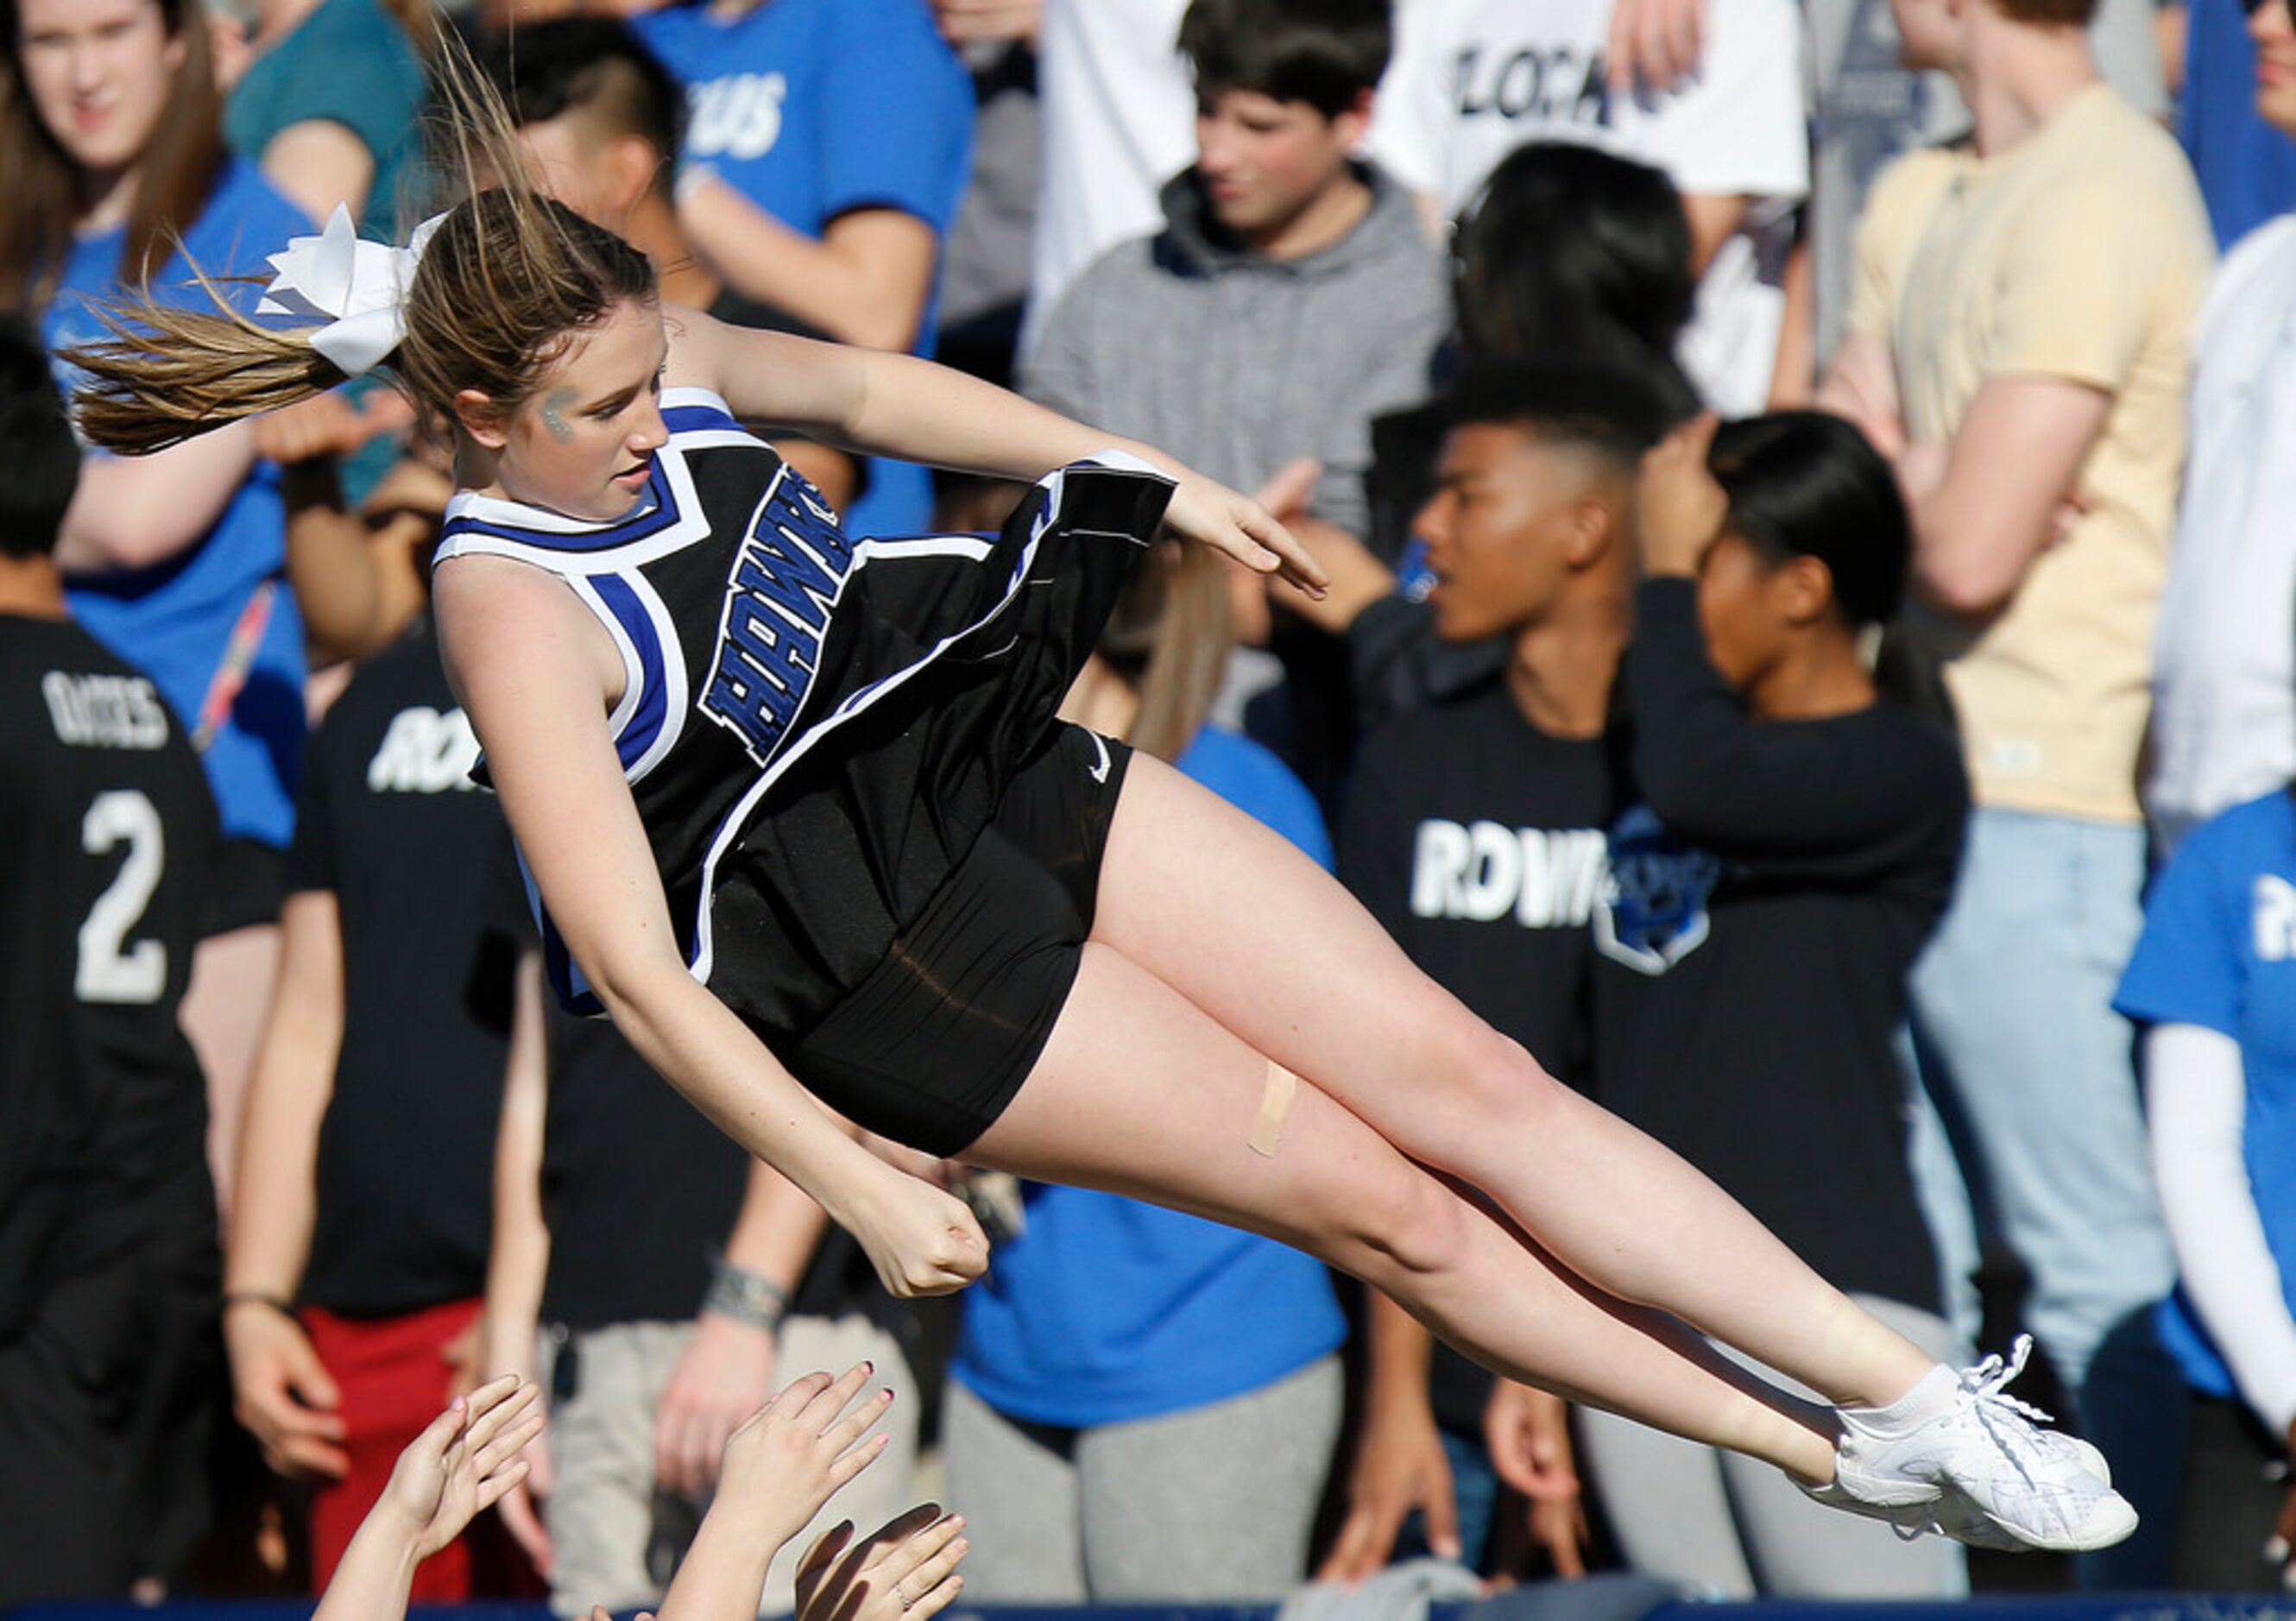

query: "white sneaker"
left=1828, top=1336, right=2135, bottom=1554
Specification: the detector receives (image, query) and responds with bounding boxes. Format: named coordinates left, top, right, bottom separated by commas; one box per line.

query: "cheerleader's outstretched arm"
left=662, top=303, right=1327, bottom=596
left=432, top=549, right=988, bottom=1298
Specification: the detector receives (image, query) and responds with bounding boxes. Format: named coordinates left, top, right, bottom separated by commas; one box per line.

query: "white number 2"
left=76, top=789, right=166, bottom=1006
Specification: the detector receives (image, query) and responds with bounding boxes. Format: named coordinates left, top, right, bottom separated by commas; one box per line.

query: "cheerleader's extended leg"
left=1067, top=748, right=1936, bottom=1410
left=961, top=933, right=1843, bottom=1483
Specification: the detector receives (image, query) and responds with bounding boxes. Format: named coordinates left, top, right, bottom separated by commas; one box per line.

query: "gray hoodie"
left=1024, top=164, right=1448, bottom=539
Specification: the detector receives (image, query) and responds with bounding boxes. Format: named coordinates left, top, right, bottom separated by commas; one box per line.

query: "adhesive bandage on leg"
left=1249, top=1062, right=1299, bottom=1157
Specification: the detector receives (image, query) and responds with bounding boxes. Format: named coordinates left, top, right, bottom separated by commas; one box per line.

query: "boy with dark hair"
left=1025, top=0, right=1445, bottom=798
left=0, top=317, right=220, bottom=1602
left=1176, top=0, right=1393, bottom=117
left=1325, top=362, right=1665, bottom=1580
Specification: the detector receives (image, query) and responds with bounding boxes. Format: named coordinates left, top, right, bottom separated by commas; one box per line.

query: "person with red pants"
left=222, top=605, right=533, bottom=1597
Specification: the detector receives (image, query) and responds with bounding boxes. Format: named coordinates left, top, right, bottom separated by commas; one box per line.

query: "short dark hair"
left=475, top=18, right=685, bottom=168
left=1444, top=359, right=1683, bottom=475
left=1177, top=0, right=1391, bottom=117
left=1707, top=413, right=1911, bottom=628
left=0, top=318, right=79, bottom=558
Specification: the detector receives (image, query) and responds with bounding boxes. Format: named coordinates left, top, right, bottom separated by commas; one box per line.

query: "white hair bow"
left=257, top=204, right=450, bottom=378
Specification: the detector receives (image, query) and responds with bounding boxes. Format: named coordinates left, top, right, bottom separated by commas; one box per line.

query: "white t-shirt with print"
left=1367, top=0, right=1808, bottom=412
left=1019, top=0, right=1195, bottom=362
left=2147, top=215, right=2296, bottom=853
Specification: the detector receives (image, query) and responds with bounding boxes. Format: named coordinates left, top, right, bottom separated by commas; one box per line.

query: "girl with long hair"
left=67, top=48, right=2132, bottom=1561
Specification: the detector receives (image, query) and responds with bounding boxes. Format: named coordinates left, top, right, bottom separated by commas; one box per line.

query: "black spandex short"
left=781, top=724, right=1132, bottom=1156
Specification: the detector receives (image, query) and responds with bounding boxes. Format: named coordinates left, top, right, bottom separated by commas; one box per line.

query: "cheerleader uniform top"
left=432, top=390, right=1171, bottom=1143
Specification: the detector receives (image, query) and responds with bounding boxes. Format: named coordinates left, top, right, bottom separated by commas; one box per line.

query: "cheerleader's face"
left=15, top=0, right=182, bottom=181
left=465, top=298, right=671, bottom=523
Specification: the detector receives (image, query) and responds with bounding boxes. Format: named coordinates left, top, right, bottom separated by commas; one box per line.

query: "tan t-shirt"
left=1848, top=85, right=2212, bottom=823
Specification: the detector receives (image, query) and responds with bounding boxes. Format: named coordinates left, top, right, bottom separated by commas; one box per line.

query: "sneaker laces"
left=1959, top=1334, right=2096, bottom=1525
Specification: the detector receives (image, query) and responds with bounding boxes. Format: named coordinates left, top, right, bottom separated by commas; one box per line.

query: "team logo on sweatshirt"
left=1593, top=804, right=1718, bottom=974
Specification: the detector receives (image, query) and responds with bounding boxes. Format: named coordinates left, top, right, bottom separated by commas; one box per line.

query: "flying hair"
left=66, top=20, right=658, bottom=457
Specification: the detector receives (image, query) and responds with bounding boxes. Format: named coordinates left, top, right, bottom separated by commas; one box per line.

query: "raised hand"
left=1633, top=413, right=1729, bottom=578
left=382, top=1376, right=546, bottom=1560
left=795, top=1504, right=969, bottom=1621
left=714, top=1365, right=899, bottom=1553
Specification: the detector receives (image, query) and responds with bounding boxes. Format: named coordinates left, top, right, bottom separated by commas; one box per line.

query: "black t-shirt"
left=1588, top=582, right=1965, bottom=1314
left=0, top=615, right=215, bottom=1335
left=1338, top=677, right=1620, bottom=1432
left=291, top=628, right=520, bottom=1316
left=537, top=1007, right=886, bottom=1331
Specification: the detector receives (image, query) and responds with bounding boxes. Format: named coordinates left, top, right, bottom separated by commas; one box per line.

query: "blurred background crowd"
left=6, top=0, right=2296, bottom=1610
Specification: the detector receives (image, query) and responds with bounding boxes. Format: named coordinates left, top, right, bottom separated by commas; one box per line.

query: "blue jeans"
left=1908, top=806, right=2183, bottom=1584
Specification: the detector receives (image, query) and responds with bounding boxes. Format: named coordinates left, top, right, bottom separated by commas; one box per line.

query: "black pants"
left=2176, top=1391, right=2291, bottom=1592
left=0, top=1265, right=144, bottom=1604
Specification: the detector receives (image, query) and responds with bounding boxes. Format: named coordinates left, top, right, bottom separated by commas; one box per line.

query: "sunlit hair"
left=63, top=21, right=659, bottom=455
left=1095, top=541, right=1233, bottom=764
left=1707, top=412, right=1913, bottom=628
left=0, top=0, right=225, bottom=312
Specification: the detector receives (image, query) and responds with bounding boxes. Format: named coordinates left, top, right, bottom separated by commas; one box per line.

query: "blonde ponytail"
left=66, top=287, right=345, bottom=456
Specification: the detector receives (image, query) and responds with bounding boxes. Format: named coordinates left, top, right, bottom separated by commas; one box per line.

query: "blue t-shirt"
left=950, top=727, right=1349, bottom=1428
left=2180, top=0, right=2296, bottom=250
left=2114, top=789, right=2296, bottom=1398
left=47, top=159, right=311, bottom=849
left=223, top=0, right=427, bottom=243
left=634, top=0, right=974, bottom=539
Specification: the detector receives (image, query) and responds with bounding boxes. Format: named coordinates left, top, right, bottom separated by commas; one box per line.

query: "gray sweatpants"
left=1575, top=1294, right=1967, bottom=1599
left=943, top=1353, right=1343, bottom=1603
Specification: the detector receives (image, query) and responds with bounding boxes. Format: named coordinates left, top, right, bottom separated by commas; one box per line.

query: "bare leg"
left=1084, top=754, right=1934, bottom=1408
left=967, top=943, right=1840, bottom=1482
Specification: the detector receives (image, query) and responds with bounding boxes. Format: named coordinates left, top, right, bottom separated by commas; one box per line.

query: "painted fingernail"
left=2267, top=1536, right=2290, bottom=1563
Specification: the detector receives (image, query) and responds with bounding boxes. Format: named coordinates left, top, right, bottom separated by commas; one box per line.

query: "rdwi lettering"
left=1410, top=819, right=1609, bottom=927
left=703, top=477, right=854, bottom=764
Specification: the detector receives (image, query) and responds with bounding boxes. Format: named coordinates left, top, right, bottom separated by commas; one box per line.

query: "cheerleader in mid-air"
left=67, top=48, right=2130, bottom=1559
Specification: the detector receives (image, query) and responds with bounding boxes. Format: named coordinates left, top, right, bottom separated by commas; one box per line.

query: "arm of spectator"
left=262, top=392, right=432, bottom=664
left=1900, top=376, right=2111, bottom=619
left=656, top=1160, right=833, bottom=1499
left=655, top=1366, right=898, bottom=1621
left=312, top=1378, right=544, bottom=1621
left=1484, top=1381, right=1587, bottom=1579
left=483, top=949, right=555, bottom=1573
left=795, top=1505, right=968, bottom=1621
left=1318, top=1291, right=1459, bottom=1580
left=54, top=421, right=259, bottom=576
left=2145, top=1021, right=2296, bottom=1436
left=1681, top=193, right=1750, bottom=280
left=930, top=0, right=1040, bottom=45
left=224, top=888, right=351, bottom=1483
left=1813, top=332, right=1906, bottom=460
left=1627, top=416, right=1947, bottom=861
left=1254, top=457, right=1400, bottom=636
left=1607, top=0, right=1706, bottom=91
left=260, top=121, right=378, bottom=235
left=678, top=185, right=940, bottom=355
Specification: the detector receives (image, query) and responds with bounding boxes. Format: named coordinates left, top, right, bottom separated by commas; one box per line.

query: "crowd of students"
left=6, top=0, right=2296, bottom=1608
